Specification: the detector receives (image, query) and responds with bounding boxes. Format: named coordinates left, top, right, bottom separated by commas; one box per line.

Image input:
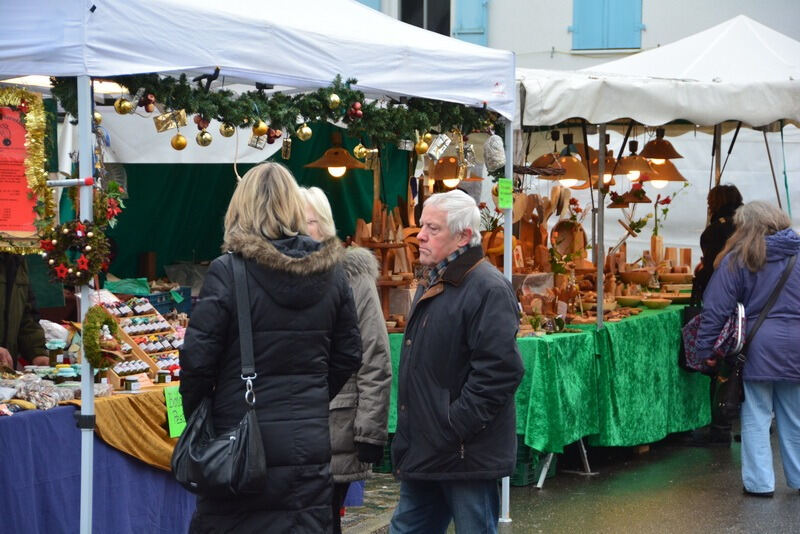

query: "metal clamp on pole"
left=47, top=177, right=95, bottom=188
left=74, top=411, right=96, bottom=430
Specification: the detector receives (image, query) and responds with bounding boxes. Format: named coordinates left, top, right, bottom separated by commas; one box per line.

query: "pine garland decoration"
left=50, top=74, right=498, bottom=146
left=83, top=305, right=120, bottom=369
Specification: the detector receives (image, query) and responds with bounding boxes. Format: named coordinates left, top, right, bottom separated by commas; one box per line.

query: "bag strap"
left=738, top=253, right=797, bottom=362
left=231, top=253, right=256, bottom=405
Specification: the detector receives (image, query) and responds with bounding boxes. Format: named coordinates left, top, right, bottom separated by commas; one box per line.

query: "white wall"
left=488, top=0, right=800, bottom=70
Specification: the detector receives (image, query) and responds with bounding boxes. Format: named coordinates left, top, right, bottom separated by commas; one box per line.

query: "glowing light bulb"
left=649, top=158, right=666, bottom=165
left=327, top=166, right=347, bottom=178
left=628, top=170, right=641, bottom=181
left=559, top=178, right=579, bottom=188
left=442, top=178, right=461, bottom=188
left=650, top=179, right=669, bottom=189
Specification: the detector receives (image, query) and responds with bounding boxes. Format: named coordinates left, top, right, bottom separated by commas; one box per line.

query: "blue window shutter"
left=571, top=0, right=606, bottom=50
left=453, top=0, right=488, bottom=46
left=606, top=0, right=642, bottom=48
left=356, top=0, right=382, bottom=10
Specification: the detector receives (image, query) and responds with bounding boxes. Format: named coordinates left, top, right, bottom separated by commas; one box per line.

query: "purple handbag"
left=681, top=303, right=745, bottom=374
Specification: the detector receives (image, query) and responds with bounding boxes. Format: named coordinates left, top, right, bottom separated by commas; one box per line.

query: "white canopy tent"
left=519, top=15, right=800, bottom=127
left=515, top=15, right=800, bottom=332
left=1, top=1, right=518, bottom=530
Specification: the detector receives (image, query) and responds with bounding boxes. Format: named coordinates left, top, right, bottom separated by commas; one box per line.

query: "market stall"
left=1, top=0, right=519, bottom=528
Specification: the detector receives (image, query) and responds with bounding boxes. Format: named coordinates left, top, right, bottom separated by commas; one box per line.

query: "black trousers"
left=332, top=482, right=350, bottom=534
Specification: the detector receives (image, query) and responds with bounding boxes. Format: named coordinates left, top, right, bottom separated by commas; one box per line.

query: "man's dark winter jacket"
left=179, top=234, right=362, bottom=533
left=391, top=245, right=524, bottom=480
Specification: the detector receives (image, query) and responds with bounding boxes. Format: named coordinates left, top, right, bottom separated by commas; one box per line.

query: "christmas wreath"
left=39, top=220, right=111, bottom=285
left=82, top=305, right=120, bottom=369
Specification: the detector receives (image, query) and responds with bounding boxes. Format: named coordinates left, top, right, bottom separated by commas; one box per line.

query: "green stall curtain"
left=107, top=123, right=409, bottom=278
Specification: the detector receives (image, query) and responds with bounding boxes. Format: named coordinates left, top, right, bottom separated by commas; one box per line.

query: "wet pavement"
left=343, top=432, right=800, bottom=534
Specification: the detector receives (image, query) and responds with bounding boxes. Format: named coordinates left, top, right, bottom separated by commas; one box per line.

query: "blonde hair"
left=715, top=201, right=791, bottom=272
left=299, top=187, right=337, bottom=240
left=224, top=162, right=306, bottom=242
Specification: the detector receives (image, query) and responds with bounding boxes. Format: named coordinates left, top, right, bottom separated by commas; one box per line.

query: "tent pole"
left=763, top=131, right=783, bottom=210
left=713, top=124, right=722, bottom=186
left=595, top=125, right=606, bottom=332
left=499, top=119, right=513, bottom=524
left=76, top=75, right=95, bottom=534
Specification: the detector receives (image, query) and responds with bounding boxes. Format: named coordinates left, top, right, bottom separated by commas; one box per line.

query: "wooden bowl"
left=615, top=296, right=642, bottom=307
left=658, top=272, right=693, bottom=284
left=618, top=271, right=652, bottom=285
left=642, top=298, right=672, bottom=309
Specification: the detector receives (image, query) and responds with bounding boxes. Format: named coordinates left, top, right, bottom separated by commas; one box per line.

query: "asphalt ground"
left=344, top=432, right=800, bottom=534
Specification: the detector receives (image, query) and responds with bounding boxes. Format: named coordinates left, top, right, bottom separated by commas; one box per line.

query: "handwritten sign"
left=164, top=386, right=187, bottom=438
left=497, top=177, right=512, bottom=210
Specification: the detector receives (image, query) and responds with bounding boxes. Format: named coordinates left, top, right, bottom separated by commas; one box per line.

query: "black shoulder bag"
left=713, top=254, right=797, bottom=423
left=171, top=253, right=267, bottom=496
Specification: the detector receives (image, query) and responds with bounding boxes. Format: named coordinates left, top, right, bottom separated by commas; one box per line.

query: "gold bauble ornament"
left=171, top=133, right=188, bottom=151
left=93, top=112, right=103, bottom=125
left=196, top=130, right=213, bottom=147
left=67, top=268, right=73, bottom=274
left=85, top=245, right=92, bottom=252
left=328, top=93, right=341, bottom=109
left=51, top=239, right=57, bottom=245
left=414, top=140, right=429, bottom=155
left=48, top=259, right=55, bottom=265
left=87, top=232, right=94, bottom=238
left=62, top=228, right=70, bottom=235
left=423, top=132, right=434, bottom=144
left=252, top=120, right=269, bottom=137
left=296, top=123, right=313, bottom=141
left=219, top=123, right=235, bottom=137
left=353, top=143, right=368, bottom=159
left=113, top=98, right=132, bottom=115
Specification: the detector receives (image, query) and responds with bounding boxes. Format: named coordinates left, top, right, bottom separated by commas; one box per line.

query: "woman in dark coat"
left=696, top=201, right=800, bottom=497
left=688, top=184, right=743, bottom=446
left=179, top=162, right=362, bottom=533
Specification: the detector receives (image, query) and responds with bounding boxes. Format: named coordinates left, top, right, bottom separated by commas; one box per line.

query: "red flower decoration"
left=40, top=240, right=55, bottom=251
left=478, top=202, right=487, bottom=209
left=569, top=197, right=579, bottom=206
left=631, top=182, right=643, bottom=191
left=75, top=222, right=87, bottom=233
left=659, top=197, right=672, bottom=205
left=76, top=255, right=90, bottom=270
left=54, top=264, right=69, bottom=279
left=101, top=261, right=110, bottom=272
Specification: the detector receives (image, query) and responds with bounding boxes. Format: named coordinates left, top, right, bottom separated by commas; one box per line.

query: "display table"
left=388, top=305, right=709, bottom=454
left=0, top=404, right=195, bottom=534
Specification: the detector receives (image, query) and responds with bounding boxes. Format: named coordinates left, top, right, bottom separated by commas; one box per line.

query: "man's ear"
left=457, top=228, right=472, bottom=247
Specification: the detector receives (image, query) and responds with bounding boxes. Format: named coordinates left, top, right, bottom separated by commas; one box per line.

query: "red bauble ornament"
left=19, top=101, right=29, bottom=114
left=40, top=239, right=55, bottom=251
left=352, top=102, right=362, bottom=110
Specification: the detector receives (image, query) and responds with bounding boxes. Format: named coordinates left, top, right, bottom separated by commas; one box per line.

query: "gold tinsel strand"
left=0, top=88, right=55, bottom=254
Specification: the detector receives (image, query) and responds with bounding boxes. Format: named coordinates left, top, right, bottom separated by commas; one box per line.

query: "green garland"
left=50, top=74, right=497, bottom=146
left=83, top=305, right=120, bottom=369
left=39, top=220, right=111, bottom=285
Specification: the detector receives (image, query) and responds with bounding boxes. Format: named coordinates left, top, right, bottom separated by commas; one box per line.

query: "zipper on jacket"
left=459, top=443, right=465, bottom=459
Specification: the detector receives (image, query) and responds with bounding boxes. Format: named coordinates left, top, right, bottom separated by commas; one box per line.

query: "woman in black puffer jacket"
left=179, top=162, right=362, bottom=533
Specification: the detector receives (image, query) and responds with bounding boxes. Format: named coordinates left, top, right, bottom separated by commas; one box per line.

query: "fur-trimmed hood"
left=341, top=246, right=380, bottom=281
left=223, top=233, right=342, bottom=276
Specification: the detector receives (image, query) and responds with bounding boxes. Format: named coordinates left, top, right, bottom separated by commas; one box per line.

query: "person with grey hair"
left=300, top=186, right=392, bottom=534
left=696, top=201, right=800, bottom=498
left=390, top=189, right=524, bottom=533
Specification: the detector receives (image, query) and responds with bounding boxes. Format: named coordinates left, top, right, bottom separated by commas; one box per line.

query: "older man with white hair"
left=390, top=189, right=524, bottom=534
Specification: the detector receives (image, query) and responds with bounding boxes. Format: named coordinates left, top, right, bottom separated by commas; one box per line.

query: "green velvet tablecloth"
left=387, top=305, right=709, bottom=454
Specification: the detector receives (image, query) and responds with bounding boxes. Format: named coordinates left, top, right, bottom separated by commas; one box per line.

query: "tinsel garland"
left=39, top=220, right=111, bottom=286
left=0, top=87, right=57, bottom=253
left=50, top=75, right=497, bottom=146
left=82, top=305, right=120, bottom=369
